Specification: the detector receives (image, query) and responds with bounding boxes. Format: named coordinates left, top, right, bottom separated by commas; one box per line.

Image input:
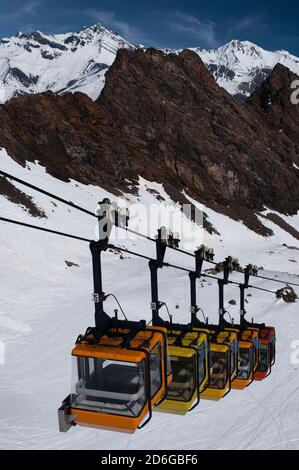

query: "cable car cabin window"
left=165, top=342, right=172, bottom=379
left=166, top=356, right=196, bottom=402
left=71, top=357, right=147, bottom=418
left=236, top=347, right=253, bottom=380
left=230, top=339, right=238, bottom=376
left=149, top=342, right=162, bottom=399
left=270, top=333, right=276, bottom=364
left=209, top=351, right=228, bottom=390
left=253, top=337, right=259, bottom=365
left=198, top=341, right=207, bottom=388
left=257, top=344, right=269, bottom=372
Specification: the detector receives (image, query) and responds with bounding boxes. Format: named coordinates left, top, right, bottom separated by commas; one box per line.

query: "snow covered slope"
left=1, top=24, right=299, bottom=103
left=0, top=24, right=135, bottom=102
left=0, top=149, right=299, bottom=450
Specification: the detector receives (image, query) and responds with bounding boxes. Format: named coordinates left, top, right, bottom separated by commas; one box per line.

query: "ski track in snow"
left=0, top=149, right=299, bottom=450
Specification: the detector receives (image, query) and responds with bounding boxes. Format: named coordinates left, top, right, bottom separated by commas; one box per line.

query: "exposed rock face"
left=0, top=91, right=123, bottom=192
left=0, top=175, right=46, bottom=217
left=0, top=48, right=298, bottom=232
left=263, top=213, right=299, bottom=241
left=97, top=49, right=299, bottom=215
left=248, top=64, right=299, bottom=167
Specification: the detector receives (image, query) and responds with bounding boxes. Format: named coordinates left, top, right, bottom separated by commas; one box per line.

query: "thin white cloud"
left=23, top=1, right=43, bottom=15
left=86, top=9, right=140, bottom=43
left=167, top=11, right=218, bottom=48
left=0, top=0, right=43, bottom=21
left=228, top=14, right=267, bottom=35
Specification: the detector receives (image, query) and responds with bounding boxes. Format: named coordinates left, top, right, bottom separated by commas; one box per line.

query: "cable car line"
left=253, top=273, right=299, bottom=288
left=202, top=273, right=277, bottom=295
left=1, top=169, right=298, bottom=288
left=0, top=215, right=282, bottom=297
left=0, top=216, right=93, bottom=244
left=248, top=285, right=277, bottom=295
left=0, top=169, right=207, bottom=257
left=0, top=216, right=190, bottom=273
left=163, top=262, right=190, bottom=273
left=107, top=244, right=152, bottom=261
left=0, top=169, right=156, bottom=242
left=203, top=273, right=238, bottom=285
left=0, top=170, right=97, bottom=219
left=109, top=244, right=191, bottom=273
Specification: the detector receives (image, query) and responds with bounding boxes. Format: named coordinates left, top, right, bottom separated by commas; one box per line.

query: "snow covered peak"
left=195, top=40, right=265, bottom=68
left=10, top=22, right=132, bottom=49
left=0, top=23, right=135, bottom=102
left=193, top=40, right=299, bottom=99
left=196, top=39, right=299, bottom=67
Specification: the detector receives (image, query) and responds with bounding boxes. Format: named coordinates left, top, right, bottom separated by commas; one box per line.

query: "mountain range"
left=0, top=45, right=298, bottom=237
left=1, top=23, right=299, bottom=102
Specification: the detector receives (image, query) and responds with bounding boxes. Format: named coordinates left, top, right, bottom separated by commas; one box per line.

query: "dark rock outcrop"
left=0, top=175, right=46, bottom=218
left=248, top=63, right=299, bottom=167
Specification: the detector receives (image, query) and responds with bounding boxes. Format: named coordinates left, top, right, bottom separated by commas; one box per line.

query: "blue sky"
left=0, top=0, right=298, bottom=55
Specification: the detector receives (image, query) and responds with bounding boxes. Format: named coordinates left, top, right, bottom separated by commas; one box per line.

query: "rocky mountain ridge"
left=0, top=48, right=298, bottom=235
